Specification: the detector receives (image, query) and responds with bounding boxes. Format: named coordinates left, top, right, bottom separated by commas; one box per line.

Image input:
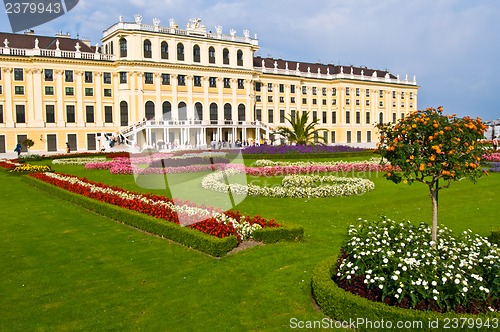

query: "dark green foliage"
left=252, top=225, right=304, bottom=243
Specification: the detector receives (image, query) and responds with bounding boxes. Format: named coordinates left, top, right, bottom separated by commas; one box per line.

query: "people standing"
left=66, top=142, right=71, bottom=153
left=493, top=136, right=498, bottom=151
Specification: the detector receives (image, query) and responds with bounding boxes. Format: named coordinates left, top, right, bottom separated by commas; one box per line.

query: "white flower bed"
left=336, top=217, right=500, bottom=311
left=52, top=157, right=107, bottom=165
left=201, top=169, right=375, bottom=198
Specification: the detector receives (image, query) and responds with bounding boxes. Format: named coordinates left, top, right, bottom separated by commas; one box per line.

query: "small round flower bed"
left=334, top=217, right=500, bottom=314
left=202, top=169, right=375, bottom=198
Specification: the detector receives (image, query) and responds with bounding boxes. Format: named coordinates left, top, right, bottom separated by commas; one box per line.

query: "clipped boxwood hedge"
left=22, top=175, right=304, bottom=256
left=490, top=228, right=500, bottom=245
left=252, top=225, right=303, bottom=243
left=237, top=151, right=375, bottom=160
left=312, top=255, right=500, bottom=332
left=23, top=176, right=238, bottom=257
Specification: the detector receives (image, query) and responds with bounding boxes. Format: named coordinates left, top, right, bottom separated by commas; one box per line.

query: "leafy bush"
left=252, top=225, right=304, bottom=243
left=490, top=228, right=500, bottom=245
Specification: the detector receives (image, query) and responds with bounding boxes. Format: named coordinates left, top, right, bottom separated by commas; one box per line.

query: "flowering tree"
left=276, top=111, right=324, bottom=145
left=377, top=107, right=487, bottom=242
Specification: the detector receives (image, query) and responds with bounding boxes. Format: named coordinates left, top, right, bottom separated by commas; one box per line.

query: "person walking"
left=66, top=142, right=71, bottom=153
left=14, top=142, right=22, bottom=156
left=493, top=136, right=498, bottom=151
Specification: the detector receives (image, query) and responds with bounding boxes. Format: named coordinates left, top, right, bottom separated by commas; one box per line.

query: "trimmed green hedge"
left=490, top=228, right=500, bottom=245
left=22, top=176, right=304, bottom=256
left=23, top=176, right=238, bottom=257
left=312, top=256, right=500, bottom=332
left=252, top=225, right=303, bottom=243
left=238, top=151, right=376, bottom=160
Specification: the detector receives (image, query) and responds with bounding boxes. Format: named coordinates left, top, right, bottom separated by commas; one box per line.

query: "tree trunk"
left=429, top=185, right=438, bottom=243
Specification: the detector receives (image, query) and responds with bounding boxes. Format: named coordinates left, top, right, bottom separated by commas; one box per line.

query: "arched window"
left=143, top=39, right=152, bottom=58
left=210, top=103, right=218, bottom=123
left=379, top=112, right=384, bottom=124
left=223, top=48, right=229, bottom=65
left=105, top=44, right=108, bottom=54
left=161, top=41, right=168, bottom=59
left=224, top=103, right=232, bottom=121
left=237, top=50, right=243, bottom=66
left=195, top=102, right=203, bottom=121
left=177, top=43, right=184, bottom=61
left=193, top=45, right=201, bottom=62
left=162, top=101, right=172, bottom=120
left=178, top=102, right=187, bottom=120
left=119, top=38, right=127, bottom=57
left=208, top=47, right=215, bottom=64
left=120, top=101, right=128, bottom=126
left=238, top=104, right=246, bottom=121
left=145, top=101, right=155, bottom=120
left=110, top=41, right=114, bottom=55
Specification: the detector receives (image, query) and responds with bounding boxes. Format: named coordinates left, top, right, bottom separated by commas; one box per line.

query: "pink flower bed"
left=482, top=152, right=500, bottom=162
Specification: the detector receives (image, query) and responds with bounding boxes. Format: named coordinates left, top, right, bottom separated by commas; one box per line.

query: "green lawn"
left=1, top=159, right=499, bottom=331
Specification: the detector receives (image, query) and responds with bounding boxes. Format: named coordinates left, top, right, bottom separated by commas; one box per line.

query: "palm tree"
left=276, top=111, right=324, bottom=145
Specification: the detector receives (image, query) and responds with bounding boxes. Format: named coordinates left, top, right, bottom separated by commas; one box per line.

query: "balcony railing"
left=0, top=46, right=115, bottom=61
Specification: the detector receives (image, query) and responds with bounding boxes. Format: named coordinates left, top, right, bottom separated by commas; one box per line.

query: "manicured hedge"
left=490, top=228, right=500, bottom=245
left=311, top=256, right=500, bottom=332
left=252, top=225, right=304, bottom=243
left=23, top=176, right=238, bottom=257
left=236, top=151, right=376, bottom=160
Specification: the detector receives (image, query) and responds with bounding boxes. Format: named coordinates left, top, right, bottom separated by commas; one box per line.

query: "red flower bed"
left=0, top=161, right=17, bottom=170
left=28, top=172, right=279, bottom=241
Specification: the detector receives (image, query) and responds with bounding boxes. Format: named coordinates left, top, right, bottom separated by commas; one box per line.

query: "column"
left=75, top=71, right=84, bottom=125
left=186, top=75, right=194, bottom=119
left=94, top=72, right=103, bottom=126
left=136, top=72, right=144, bottom=122
left=2, top=68, right=14, bottom=127
left=30, top=68, right=44, bottom=127
left=155, top=73, right=162, bottom=120
left=55, top=69, right=65, bottom=126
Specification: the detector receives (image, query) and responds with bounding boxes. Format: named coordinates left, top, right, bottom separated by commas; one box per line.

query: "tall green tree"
left=377, top=107, right=487, bottom=242
left=276, top=111, right=324, bottom=145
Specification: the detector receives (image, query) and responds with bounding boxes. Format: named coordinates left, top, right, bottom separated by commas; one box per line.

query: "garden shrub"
left=490, top=228, right=500, bottom=245
left=252, top=225, right=304, bottom=243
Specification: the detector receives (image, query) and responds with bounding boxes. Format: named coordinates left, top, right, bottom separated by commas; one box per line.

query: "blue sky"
left=1, top=0, right=500, bottom=122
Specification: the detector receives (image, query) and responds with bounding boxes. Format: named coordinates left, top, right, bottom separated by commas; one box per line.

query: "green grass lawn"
left=1, top=159, right=499, bottom=331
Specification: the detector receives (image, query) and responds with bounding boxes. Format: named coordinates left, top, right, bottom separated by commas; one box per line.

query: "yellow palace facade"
left=0, top=15, right=418, bottom=153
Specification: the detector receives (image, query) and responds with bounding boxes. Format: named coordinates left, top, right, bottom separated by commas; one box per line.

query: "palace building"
left=0, top=15, right=418, bottom=153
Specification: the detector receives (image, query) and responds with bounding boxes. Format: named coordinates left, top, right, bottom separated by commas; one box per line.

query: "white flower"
left=432, top=281, right=437, bottom=286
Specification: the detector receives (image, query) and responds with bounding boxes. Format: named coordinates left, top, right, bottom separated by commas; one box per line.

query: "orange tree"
left=377, top=107, right=487, bottom=242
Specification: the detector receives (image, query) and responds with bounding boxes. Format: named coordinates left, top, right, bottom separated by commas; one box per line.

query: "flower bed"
left=242, top=145, right=367, bottom=155
left=52, top=157, right=107, bottom=165
left=334, top=216, right=500, bottom=314
left=202, top=169, right=375, bottom=198
left=482, top=153, right=500, bottom=162
left=10, top=164, right=52, bottom=173
left=29, top=172, right=280, bottom=241
left=0, top=159, right=20, bottom=170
